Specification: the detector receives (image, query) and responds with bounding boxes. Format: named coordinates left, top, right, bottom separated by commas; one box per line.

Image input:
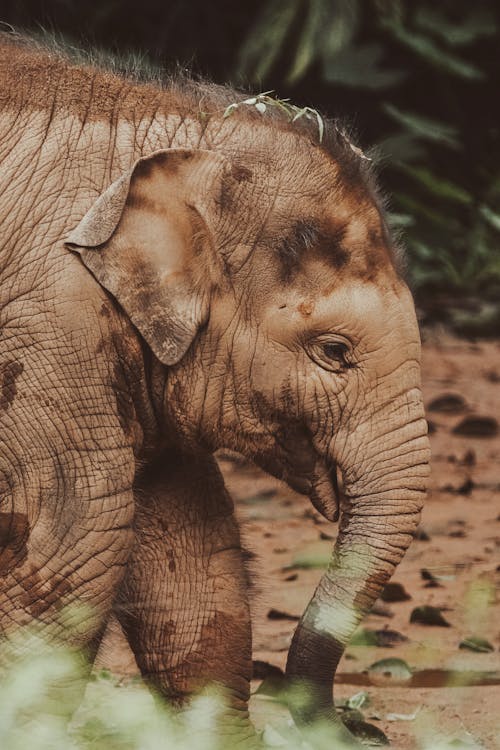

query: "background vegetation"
left=1, top=0, right=499, bottom=328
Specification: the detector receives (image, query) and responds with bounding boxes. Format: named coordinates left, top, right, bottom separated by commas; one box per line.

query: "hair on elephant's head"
left=66, top=129, right=430, bottom=735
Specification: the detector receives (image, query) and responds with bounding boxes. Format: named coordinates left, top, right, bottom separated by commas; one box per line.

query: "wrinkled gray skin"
left=0, top=37, right=429, bottom=744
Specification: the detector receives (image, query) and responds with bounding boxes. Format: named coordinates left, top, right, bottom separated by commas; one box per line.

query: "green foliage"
left=0, top=632, right=368, bottom=750
left=0, top=617, right=495, bottom=750
left=238, top=1, right=500, bottom=320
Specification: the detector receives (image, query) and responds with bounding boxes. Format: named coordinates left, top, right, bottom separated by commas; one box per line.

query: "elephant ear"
left=65, top=148, right=227, bottom=365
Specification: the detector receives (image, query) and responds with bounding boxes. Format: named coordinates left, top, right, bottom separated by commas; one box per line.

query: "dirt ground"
left=100, top=334, right=500, bottom=749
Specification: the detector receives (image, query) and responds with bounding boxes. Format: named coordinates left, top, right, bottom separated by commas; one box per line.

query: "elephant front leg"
left=115, top=451, right=254, bottom=741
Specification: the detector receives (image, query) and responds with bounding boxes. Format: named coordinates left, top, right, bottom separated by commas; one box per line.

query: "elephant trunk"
left=286, top=409, right=429, bottom=734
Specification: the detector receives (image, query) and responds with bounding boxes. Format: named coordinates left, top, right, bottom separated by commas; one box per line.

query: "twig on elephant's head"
left=223, top=92, right=326, bottom=144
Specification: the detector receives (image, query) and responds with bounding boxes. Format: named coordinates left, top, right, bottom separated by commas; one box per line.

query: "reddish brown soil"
left=99, top=335, right=500, bottom=748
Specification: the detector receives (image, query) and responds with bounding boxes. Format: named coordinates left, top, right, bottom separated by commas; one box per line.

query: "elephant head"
left=66, top=131, right=430, bottom=733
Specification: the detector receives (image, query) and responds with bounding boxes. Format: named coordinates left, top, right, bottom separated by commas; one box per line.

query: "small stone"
left=341, top=714, right=390, bottom=745
left=442, top=478, right=474, bottom=495
left=457, top=478, right=474, bottom=495
left=381, top=582, right=412, bottom=602
left=415, top=526, right=430, bottom=541
left=428, top=393, right=467, bottom=413
left=460, top=449, right=476, bottom=466
left=410, top=605, right=451, bottom=627
left=453, top=415, right=499, bottom=437
left=420, top=568, right=436, bottom=581
left=371, top=600, right=394, bottom=618
left=374, top=628, right=409, bottom=647
left=459, top=636, right=494, bottom=653
left=267, top=608, right=299, bottom=621
left=368, top=657, right=413, bottom=686
left=484, top=369, right=500, bottom=383
left=319, top=530, right=334, bottom=541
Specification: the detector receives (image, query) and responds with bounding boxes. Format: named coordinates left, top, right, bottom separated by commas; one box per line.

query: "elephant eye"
left=307, top=337, right=354, bottom=373
left=323, top=342, right=349, bottom=365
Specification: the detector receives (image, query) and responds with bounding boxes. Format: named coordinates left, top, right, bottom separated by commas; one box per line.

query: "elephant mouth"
left=282, top=460, right=340, bottom=523
left=251, top=424, right=341, bottom=523
left=309, top=461, right=341, bottom=522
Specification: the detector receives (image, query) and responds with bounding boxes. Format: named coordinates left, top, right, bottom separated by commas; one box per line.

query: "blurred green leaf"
left=320, top=0, right=360, bottom=58
left=289, top=541, right=331, bottom=569
left=375, top=132, right=427, bottom=162
left=383, top=104, right=460, bottom=149
left=386, top=707, right=420, bottom=722
left=350, top=628, right=379, bottom=646
left=398, top=165, right=473, bottom=205
left=387, top=212, right=415, bottom=229
left=238, top=0, right=301, bottom=82
left=479, top=204, right=500, bottom=232
left=414, top=8, right=497, bottom=47
left=395, top=194, right=462, bottom=231
left=286, top=0, right=326, bottom=84
left=323, top=43, right=406, bottom=89
left=382, top=18, right=484, bottom=79
left=282, top=0, right=361, bottom=85
left=347, top=690, right=370, bottom=710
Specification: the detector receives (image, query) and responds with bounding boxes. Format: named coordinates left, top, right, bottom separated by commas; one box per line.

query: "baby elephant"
left=0, top=33, right=429, bottom=744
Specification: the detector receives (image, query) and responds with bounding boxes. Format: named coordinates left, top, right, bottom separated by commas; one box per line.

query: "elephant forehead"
left=260, top=278, right=419, bottom=354
left=249, top=189, right=396, bottom=290
left=315, top=278, right=410, bottom=324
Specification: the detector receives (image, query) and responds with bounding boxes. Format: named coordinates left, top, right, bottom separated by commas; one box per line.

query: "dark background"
left=1, top=0, right=499, bottom=332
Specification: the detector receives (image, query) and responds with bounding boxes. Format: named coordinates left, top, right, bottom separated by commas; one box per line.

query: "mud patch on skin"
left=0, top=361, right=24, bottom=411
left=355, top=241, right=391, bottom=283
left=231, top=165, right=253, bottom=183
left=349, top=215, right=394, bottom=283
left=19, top=566, right=72, bottom=618
left=0, top=512, right=30, bottom=574
left=167, top=551, right=176, bottom=572
left=100, top=301, right=112, bottom=318
left=298, top=300, right=315, bottom=317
